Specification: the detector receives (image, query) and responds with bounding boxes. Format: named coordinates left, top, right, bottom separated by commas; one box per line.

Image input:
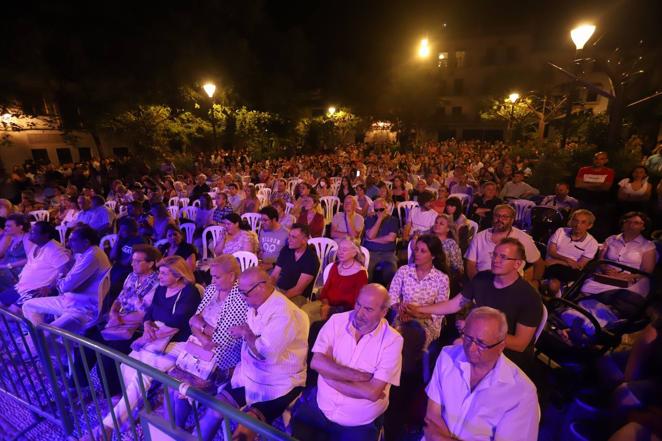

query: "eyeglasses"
left=374, top=208, right=386, bottom=212
left=462, top=333, right=504, bottom=351
left=489, top=252, right=520, bottom=262
left=238, top=281, right=265, bottom=297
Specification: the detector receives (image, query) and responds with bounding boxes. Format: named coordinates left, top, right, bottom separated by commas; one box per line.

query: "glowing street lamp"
left=203, top=82, right=217, bottom=149
left=506, top=92, right=520, bottom=141
left=203, top=82, right=217, bottom=98
left=327, top=106, right=337, bottom=117
left=417, top=38, right=430, bottom=59
left=570, top=24, right=596, bottom=50
left=508, top=92, right=520, bottom=104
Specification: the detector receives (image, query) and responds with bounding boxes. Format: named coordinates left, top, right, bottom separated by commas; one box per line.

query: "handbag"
left=167, top=365, right=218, bottom=394
left=131, top=322, right=179, bottom=353
left=174, top=336, right=216, bottom=381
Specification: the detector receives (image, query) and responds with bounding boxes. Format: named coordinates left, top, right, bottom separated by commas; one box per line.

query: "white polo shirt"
left=408, top=207, right=437, bottom=233
left=313, top=311, right=403, bottom=427
left=231, top=290, right=309, bottom=404
left=547, top=227, right=599, bottom=261
left=425, top=345, right=540, bottom=441
left=465, top=227, right=541, bottom=272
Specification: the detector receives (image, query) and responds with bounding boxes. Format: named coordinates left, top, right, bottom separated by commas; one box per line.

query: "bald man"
left=220, top=268, right=309, bottom=441
left=423, top=307, right=539, bottom=441
left=292, top=284, right=403, bottom=441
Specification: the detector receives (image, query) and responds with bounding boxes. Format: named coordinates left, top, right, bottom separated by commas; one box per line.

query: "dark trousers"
left=292, top=387, right=383, bottom=441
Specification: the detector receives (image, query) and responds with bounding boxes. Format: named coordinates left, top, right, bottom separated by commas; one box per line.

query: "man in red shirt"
left=575, top=151, right=615, bottom=198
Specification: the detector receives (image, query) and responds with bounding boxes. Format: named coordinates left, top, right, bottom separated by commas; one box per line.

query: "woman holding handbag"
left=85, top=244, right=161, bottom=397
left=170, top=254, right=248, bottom=439
left=89, top=255, right=201, bottom=441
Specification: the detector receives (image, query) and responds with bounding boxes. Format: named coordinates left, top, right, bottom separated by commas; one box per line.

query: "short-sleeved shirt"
left=313, top=311, right=403, bottom=426
left=408, top=207, right=437, bottom=233
left=258, top=226, right=289, bottom=264
left=275, top=245, right=320, bottom=299
left=575, top=166, right=615, bottom=190
left=464, top=227, right=541, bottom=272
left=462, top=271, right=542, bottom=355
left=116, top=236, right=146, bottom=267
left=362, top=215, right=399, bottom=252
left=331, top=212, right=364, bottom=244
left=547, top=227, right=599, bottom=261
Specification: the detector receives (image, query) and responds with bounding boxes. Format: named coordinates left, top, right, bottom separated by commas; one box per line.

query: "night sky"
left=2, top=0, right=660, bottom=120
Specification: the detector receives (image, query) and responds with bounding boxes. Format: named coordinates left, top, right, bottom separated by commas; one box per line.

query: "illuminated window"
left=455, top=51, right=466, bottom=68
left=437, top=52, right=449, bottom=68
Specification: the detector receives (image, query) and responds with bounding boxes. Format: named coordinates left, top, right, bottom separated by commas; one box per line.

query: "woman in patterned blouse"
left=213, top=213, right=258, bottom=256
left=388, top=234, right=450, bottom=371
left=172, top=254, right=248, bottom=439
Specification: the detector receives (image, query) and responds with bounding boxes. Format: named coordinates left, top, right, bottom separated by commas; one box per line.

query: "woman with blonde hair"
left=171, top=254, right=248, bottom=438
left=89, top=254, right=200, bottom=440
left=302, top=239, right=368, bottom=322
left=295, top=194, right=325, bottom=237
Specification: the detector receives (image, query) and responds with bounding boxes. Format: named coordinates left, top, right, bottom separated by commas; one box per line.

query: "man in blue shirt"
left=362, top=198, right=399, bottom=279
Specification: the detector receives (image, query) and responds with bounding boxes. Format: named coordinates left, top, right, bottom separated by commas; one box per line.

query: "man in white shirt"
left=222, top=267, right=309, bottom=441
left=423, top=307, right=540, bottom=441
left=23, top=225, right=111, bottom=334
left=403, top=191, right=437, bottom=241
left=292, top=284, right=403, bottom=440
left=0, top=221, right=70, bottom=310
left=465, top=204, right=543, bottom=287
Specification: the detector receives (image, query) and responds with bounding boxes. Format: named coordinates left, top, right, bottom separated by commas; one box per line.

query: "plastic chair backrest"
left=232, top=251, right=259, bottom=272
left=29, top=210, right=50, bottom=222
left=258, top=188, right=272, bottom=200
left=509, top=199, right=536, bottom=230
left=181, top=206, right=199, bottom=220
left=168, top=197, right=179, bottom=206
left=322, top=262, right=335, bottom=284
left=360, top=246, right=371, bottom=268
left=308, top=237, right=338, bottom=269
left=201, top=226, right=226, bottom=260
left=100, top=234, right=118, bottom=251
left=255, top=183, right=266, bottom=191
left=320, top=196, right=340, bottom=225
left=55, top=224, right=68, bottom=244
left=285, top=202, right=294, bottom=216
left=104, top=200, right=117, bottom=210
left=534, top=304, right=548, bottom=343
left=396, top=201, right=419, bottom=226
left=180, top=223, right=196, bottom=244
left=448, top=193, right=471, bottom=213
left=241, top=213, right=261, bottom=233
left=192, top=199, right=201, bottom=208
left=167, top=205, right=180, bottom=219
left=178, top=197, right=190, bottom=208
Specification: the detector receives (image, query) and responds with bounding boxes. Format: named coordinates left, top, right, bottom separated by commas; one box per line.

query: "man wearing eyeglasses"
left=407, top=238, right=543, bottom=371
left=423, top=307, right=539, bottom=441
left=223, top=267, right=309, bottom=441
left=362, top=198, right=399, bottom=278
left=464, top=204, right=543, bottom=288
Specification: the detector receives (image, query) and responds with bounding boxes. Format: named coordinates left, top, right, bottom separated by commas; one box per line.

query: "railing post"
left=33, top=326, right=74, bottom=435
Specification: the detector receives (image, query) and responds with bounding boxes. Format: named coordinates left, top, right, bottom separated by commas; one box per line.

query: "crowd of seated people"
left=0, top=139, right=660, bottom=441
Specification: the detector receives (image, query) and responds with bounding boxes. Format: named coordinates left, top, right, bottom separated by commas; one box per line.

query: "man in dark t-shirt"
left=407, top=237, right=543, bottom=369
left=271, top=223, right=320, bottom=307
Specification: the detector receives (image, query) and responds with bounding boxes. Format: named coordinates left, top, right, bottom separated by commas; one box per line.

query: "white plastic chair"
left=448, top=193, right=471, bottom=213
left=104, top=200, right=117, bottom=211
left=167, top=205, right=180, bottom=219
left=155, top=238, right=169, bottom=248
left=258, top=188, right=272, bottom=203
left=308, top=237, right=338, bottom=270
left=466, top=219, right=479, bottom=240
left=178, top=197, right=190, bottom=208
left=181, top=206, right=199, bottom=220
left=322, top=262, right=335, bottom=284
left=320, top=196, right=341, bottom=225
left=425, top=187, right=438, bottom=199
left=192, top=199, right=201, bottom=208
left=201, top=226, right=226, bottom=260
left=118, top=205, right=128, bottom=218
left=255, top=183, right=266, bottom=191
left=55, top=224, right=68, bottom=244
left=241, top=213, right=261, bottom=233
left=285, top=202, right=294, bottom=216
left=360, top=245, right=371, bottom=269
left=257, top=195, right=268, bottom=209
left=534, top=304, right=548, bottom=343
left=168, top=197, right=180, bottom=206
left=384, top=181, right=393, bottom=191
left=232, top=251, right=259, bottom=272
left=29, top=210, right=50, bottom=222
left=287, top=179, right=302, bottom=196
left=100, top=234, right=118, bottom=251
left=509, top=199, right=536, bottom=231
left=396, top=201, right=419, bottom=226
left=180, top=223, right=196, bottom=244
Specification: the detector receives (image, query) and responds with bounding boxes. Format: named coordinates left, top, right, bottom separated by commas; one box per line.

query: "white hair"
left=466, top=306, right=508, bottom=340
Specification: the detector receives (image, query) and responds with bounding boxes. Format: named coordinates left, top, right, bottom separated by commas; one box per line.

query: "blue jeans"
left=291, top=387, right=383, bottom=441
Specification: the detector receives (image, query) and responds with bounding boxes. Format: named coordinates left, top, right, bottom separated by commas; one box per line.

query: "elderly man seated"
left=0, top=221, right=70, bottom=312
left=22, top=225, right=111, bottom=334
left=423, top=307, right=540, bottom=441
left=212, top=267, right=309, bottom=441
left=292, top=284, right=403, bottom=441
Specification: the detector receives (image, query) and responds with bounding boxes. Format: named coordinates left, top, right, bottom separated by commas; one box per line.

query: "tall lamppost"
left=560, top=24, right=596, bottom=149
left=507, top=92, right=520, bottom=141
left=203, top=82, right=217, bottom=150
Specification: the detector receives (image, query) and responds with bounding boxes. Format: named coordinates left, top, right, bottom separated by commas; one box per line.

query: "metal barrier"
left=0, top=307, right=294, bottom=440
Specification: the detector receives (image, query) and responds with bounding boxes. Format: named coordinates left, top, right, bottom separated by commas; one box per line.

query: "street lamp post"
left=560, top=24, right=596, bottom=149
left=507, top=92, right=520, bottom=141
left=203, top=82, right=217, bottom=150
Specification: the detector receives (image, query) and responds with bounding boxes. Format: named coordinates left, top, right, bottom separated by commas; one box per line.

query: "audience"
left=212, top=213, right=258, bottom=256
